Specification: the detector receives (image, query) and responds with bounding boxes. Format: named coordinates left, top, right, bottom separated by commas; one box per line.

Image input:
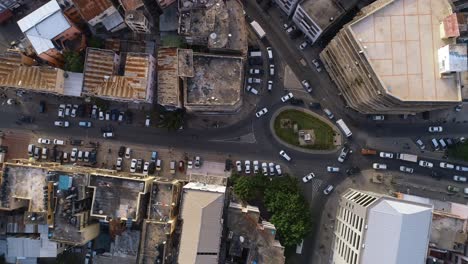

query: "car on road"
left=262, top=162, right=268, bottom=176
left=283, top=23, right=289, bottom=30
left=299, top=41, right=308, bottom=50
left=116, top=158, right=123, bottom=171
left=440, top=162, right=455, bottom=169
left=372, top=163, right=387, bottom=170
left=236, top=161, right=242, bottom=172
left=415, top=139, right=425, bottom=150
left=246, top=85, right=259, bottom=95
left=379, top=152, right=394, bottom=159
left=323, top=108, right=334, bottom=119
left=453, top=175, right=467, bottom=182
left=70, top=148, right=78, bottom=162
left=103, top=132, right=114, bottom=138
left=269, top=162, right=275, bottom=176
left=267, top=80, right=273, bottom=92
left=301, top=80, right=312, bottom=92
left=37, top=138, right=51, bottom=144
left=54, top=121, right=69, bottom=127
left=289, top=98, right=304, bottom=105
left=280, top=92, right=293, bottom=103
left=337, top=146, right=350, bottom=163
left=78, top=121, right=92, bottom=127
left=302, top=172, right=315, bottom=183
left=130, top=159, right=137, bottom=173
left=428, top=126, right=443, bottom=132
left=145, top=115, right=151, bottom=127
left=275, top=164, right=282, bottom=175
left=269, top=64, right=275, bottom=76
left=245, top=160, right=251, bottom=174
left=195, top=156, right=201, bottom=168
left=455, top=104, right=463, bottom=112
left=253, top=160, right=259, bottom=174
left=323, top=185, right=334, bottom=195
left=456, top=166, right=468, bottom=172
left=279, top=150, right=291, bottom=161
left=312, top=59, right=321, bottom=72
left=448, top=185, right=460, bottom=193
left=255, top=108, right=268, bottom=118
left=327, top=166, right=339, bottom=172
left=371, top=115, right=385, bottom=121
left=399, top=166, right=414, bottom=173
left=419, top=160, right=433, bottom=168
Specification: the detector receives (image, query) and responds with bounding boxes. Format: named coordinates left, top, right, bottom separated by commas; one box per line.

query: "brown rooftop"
left=72, top=0, right=113, bottom=21
left=83, top=48, right=117, bottom=95
left=121, top=0, right=144, bottom=11
left=157, top=48, right=182, bottom=108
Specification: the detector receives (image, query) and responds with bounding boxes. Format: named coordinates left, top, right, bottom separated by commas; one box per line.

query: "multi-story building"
left=331, top=188, right=433, bottom=264
left=72, top=0, right=126, bottom=33
left=292, top=0, right=344, bottom=43
left=274, top=0, right=300, bottom=16
left=320, top=0, right=466, bottom=114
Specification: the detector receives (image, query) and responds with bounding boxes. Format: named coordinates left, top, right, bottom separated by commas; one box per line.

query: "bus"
left=336, top=119, right=352, bottom=137
left=250, top=21, right=266, bottom=39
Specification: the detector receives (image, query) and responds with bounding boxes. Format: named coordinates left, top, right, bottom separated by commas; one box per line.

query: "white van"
left=438, top=138, right=447, bottom=149
left=431, top=138, right=440, bottom=150
left=28, top=144, right=35, bottom=157
left=249, top=51, right=262, bottom=57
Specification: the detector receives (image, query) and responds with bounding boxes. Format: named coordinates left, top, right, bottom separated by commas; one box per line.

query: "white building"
left=273, top=0, right=300, bottom=16
left=332, top=189, right=433, bottom=264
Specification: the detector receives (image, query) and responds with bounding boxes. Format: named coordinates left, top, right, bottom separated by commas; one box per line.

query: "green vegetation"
left=88, top=36, right=104, bottom=49
left=158, top=109, right=185, bottom=131
left=274, top=109, right=334, bottom=149
left=448, top=142, right=468, bottom=161
left=231, top=174, right=311, bottom=247
left=63, top=51, right=84, bottom=73
left=161, top=35, right=186, bottom=48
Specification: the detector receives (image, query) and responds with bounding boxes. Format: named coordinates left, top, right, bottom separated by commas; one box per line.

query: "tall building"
left=331, top=189, right=433, bottom=264
left=273, top=0, right=300, bottom=16
left=320, top=0, right=466, bottom=114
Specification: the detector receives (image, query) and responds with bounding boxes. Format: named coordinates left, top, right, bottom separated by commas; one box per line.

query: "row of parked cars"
left=28, top=143, right=96, bottom=164
left=236, top=160, right=282, bottom=176
left=246, top=47, right=275, bottom=95
left=415, top=136, right=465, bottom=151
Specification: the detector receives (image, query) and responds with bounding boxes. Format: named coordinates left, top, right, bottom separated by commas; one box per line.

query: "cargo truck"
left=396, top=153, right=418, bottom=163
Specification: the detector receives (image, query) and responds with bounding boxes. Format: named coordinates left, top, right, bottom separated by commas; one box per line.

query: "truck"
left=361, top=148, right=377, bottom=155
left=396, top=153, right=418, bottom=163
left=250, top=21, right=266, bottom=39
left=336, top=119, right=352, bottom=138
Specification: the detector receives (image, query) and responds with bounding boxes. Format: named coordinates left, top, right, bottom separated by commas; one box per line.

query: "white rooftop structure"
left=178, top=182, right=226, bottom=264
left=17, top=0, right=71, bottom=54
left=438, top=44, right=468, bottom=74
left=361, top=199, right=432, bottom=264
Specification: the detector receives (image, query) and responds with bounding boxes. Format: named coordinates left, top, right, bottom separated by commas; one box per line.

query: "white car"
left=187, top=161, right=193, bottom=169
left=312, top=59, right=322, bottom=72
left=453, top=175, right=467, bottom=182
left=143, top=162, right=150, bottom=174
left=70, top=148, right=78, bottom=162
left=269, top=64, right=275, bottom=76
left=275, top=164, right=282, bottom=175
left=428, top=126, right=443, bottom=132
left=372, top=115, right=385, bottom=121
left=301, top=80, right=312, bottom=92
left=262, top=162, right=268, bottom=176
left=125, top=148, right=131, bottom=159
left=99, top=110, right=104, bottom=120
left=255, top=108, right=268, bottom=118
left=279, top=150, right=291, bottom=161
left=53, top=139, right=65, bottom=145
left=70, top=105, right=78, bottom=117
left=246, top=85, right=259, bottom=95
left=268, top=162, right=275, bottom=176
left=37, top=138, right=51, bottom=144
left=236, top=161, right=242, bottom=172
left=253, top=160, right=259, bottom=174
left=399, top=166, right=414, bottom=173
left=299, top=41, right=308, bottom=50
left=195, top=156, right=201, bottom=168
left=455, top=166, right=468, bottom=172
left=440, top=162, right=455, bottom=169
left=302, top=172, right=315, bottom=183
left=245, top=160, right=251, bottom=174
left=323, top=185, right=334, bottom=195
left=323, top=108, right=334, bottom=119
left=249, top=68, right=261, bottom=75
left=419, top=160, right=433, bottom=168
left=327, top=166, right=339, bottom=173
left=145, top=115, right=151, bottom=127
left=116, top=158, right=123, bottom=171
left=415, top=139, right=425, bottom=150
left=373, top=163, right=387, bottom=170
left=130, top=159, right=137, bottom=173
left=280, top=92, right=294, bottom=103
left=54, top=121, right=69, bottom=127
left=64, top=104, right=72, bottom=116
left=379, top=152, right=394, bottom=159
left=337, top=147, right=350, bottom=163
left=58, top=104, right=65, bottom=117
left=267, top=80, right=273, bottom=91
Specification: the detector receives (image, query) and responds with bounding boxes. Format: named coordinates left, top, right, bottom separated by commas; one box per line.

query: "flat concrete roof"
left=300, top=0, right=344, bottom=29
left=185, top=53, right=243, bottom=107
left=349, top=0, right=461, bottom=102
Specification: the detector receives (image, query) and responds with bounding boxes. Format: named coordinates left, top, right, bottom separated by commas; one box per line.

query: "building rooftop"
left=361, top=197, right=433, bottom=264
left=178, top=182, right=226, bottom=264
left=157, top=48, right=182, bottom=108
left=121, top=0, right=144, bottom=11
left=138, top=220, right=172, bottom=264
left=299, top=0, right=345, bottom=29
left=148, top=180, right=181, bottom=221
left=82, top=48, right=117, bottom=95
left=72, top=0, right=113, bottom=22
left=0, top=50, right=65, bottom=94
left=88, top=174, right=151, bottom=222
left=349, top=0, right=461, bottom=102
left=185, top=53, right=243, bottom=111
left=17, top=0, right=71, bottom=54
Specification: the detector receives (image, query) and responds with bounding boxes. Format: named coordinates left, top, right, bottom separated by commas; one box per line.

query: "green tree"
left=63, top=51, right=84, bottom=72
left=233, top=176, right=257, bottom=201
left=159, top=109, right=185, bottom=131
left=88, top=36, right=104, bottom=49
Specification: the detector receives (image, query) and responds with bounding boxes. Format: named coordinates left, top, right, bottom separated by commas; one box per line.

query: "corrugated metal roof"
left=83, top=48, right=117, bottom=95
left=101, top=9, right=124, bottom=31
left=72, top=0, right=113, bottom=21
left=157, top=48, right=180, bottom=108
left=17, top=0, right=61, bottom=32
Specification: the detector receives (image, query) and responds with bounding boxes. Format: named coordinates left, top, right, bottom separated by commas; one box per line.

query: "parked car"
left=151, top=151, right=158, bottom=162
left=275, top=164, right=282, bottom=175
left=64, top=104, right=71, bottom=116
left=415, top=139, right=425, bottom=150
left=302, top=173, right=315, bottom=183
left=399, top=166, right=414, bottom=173
left=156, top=159, right=162, bottom=171
left=53, top=139, right=65, bottom=145
left=299, top=41, right=308, bottom=50
left=125, top=148, right=131, bottom=159
left=448, top=185, right=460, bottom=193
left=453, top=175, right=467, bottom=182
left=323, top=185, right=334, bottom=195
left=245, top=160, right=251, bottom=174
left=262, top=162, right=268, bottom=176
left=130, top=159, right=137, bottom=173
left=371, top=115, right=385, bottom=121
left=102, top=132, right=114, bottom=138
left=39, top=101, right=46, bottom=113
left=247, top=78, right=261, bottom=84
left=301, top=80, right=312, bottom=93
left=249, top=68, right=261, bottom=75
left=34, top=147, right=41, bottom=159
left=268, top=162, right=275, bottom=176
left=236, top=161, right=242, bottom=172
left=279, top=150, right=291, bottom=161
left=379, top=152, right=394, bottom=159
left=118, top=146, right=125, bottom=158
left=194, top=156, right=201, bottom=168
left=145, top=115, right=151, bottom=127
left=455, top=104, right=463, bottom=112
left=54, top=121, right=69, bottom=127
left=91, top=105, right=98, bottom=119
left=419, top=160, right=433, bottom=168
left=116, top=158, right=123, bottom=171
left=70, top=105, right=78, bottom=117
left=372, top=163, right=387, bottom=170
left=143, top=162, right=150, bottom=174
left=37, top=138, right=51, bottom=144
left=428, top=126, right=443, bottom=132
left=267, top=80, right=273, bottom=92
left=246, top=85, right=259, bottom=95
left=312, top=59, right=321, bottom=72
left=255, top=108, right=268, bottom=118
left=327, top=166, right=340, bottom=172
left=269, top=64, right=275, bottom=76
left=70, top=148, right=78, bottom=162
left=118, top=112, right=124, bottom=122
left=285, top=25, right=296, bottom=35
left=58, top=104, right=65, bottom=117
left=440, top=162, right=455, bottom=169
left=337, top=146, right=350, bottom=163
left=455, top=166, right=468, bottom=172
left=280, top=92, right=294, bottom=103
left=253, top=160, right=259, bottom=174
left=78, top=121, right=92, bottom=127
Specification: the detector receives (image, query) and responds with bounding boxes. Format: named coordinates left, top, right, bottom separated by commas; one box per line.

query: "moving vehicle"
left=453, top=175, right=467, bottom=182
left=130, top=159, right=137, bottom=173
left=336, top=119, right=352, bottom=137
left=448, top=185, right=460, bottom=193
left=323, top=185, right=334, bottom=195
left=312, top=59, right=321, bottom=72
left=323, top=108, right=334, bottom=119
left=440, top=162, right=455, bottom=169
left=399, top=166, right=414, bottom=173
left=337, top=146, right=350, bottom=163
left=145, top=115, right=151, bottom=127
left=250, top=21, right=266, bottom=38
left=255, top=108, right=268, bottom=118
left=302, top=173, right=315, bottom=183
left=280, top=92, right=293, bottom=103
left=379, top=152, right=394, bottom=159
left=428, top=126, right=443, bottom=133
left=419, top=160, right=433, bottom=168
left=301, top=80, right=312, bottom=92
left=279, top=150, right=291, bottom=161
left=372, top=163, right=387, bottom=170
left=327, top=166, right=339, bottom=173
left=361, top=148, right=377, bottom=155
left=396, top=153, right=418, bottom=163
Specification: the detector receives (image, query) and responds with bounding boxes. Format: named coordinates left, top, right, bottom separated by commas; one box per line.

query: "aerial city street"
left=0, top=0, right=467, bottom=263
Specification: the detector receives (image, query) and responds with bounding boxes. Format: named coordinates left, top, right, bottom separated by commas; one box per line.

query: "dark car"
left=225, top=159, right=232, bottom=171
left=89, top=151, right=97, bottom=164
left=148, top=162, right=156, bottom=174
left=101, top=125, right=114, bottom=133
left=346, top=166, right=361, bottom=176
left=118, top=146, right=125, bottom=158
left=110, top=109, right=119, bottom=121
left=39, top=101, right=46, bottom=113
left=309, top=102, right=321, bottom=109
left=76, top=104, right=85, bottom=117
left=289, top=98, right=304, bottom=105
left=19, top=115, right=34, bottom=123
left=70, top=139, right=83, bottom=146
left=136, top=159, right=143, bottom=172
left=125, top=111, right=133, bottom=124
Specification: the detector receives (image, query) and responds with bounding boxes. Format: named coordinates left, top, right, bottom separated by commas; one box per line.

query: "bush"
left=63, top=51, right=84, bottom=73
left=448, top=142, right=468, bottom=161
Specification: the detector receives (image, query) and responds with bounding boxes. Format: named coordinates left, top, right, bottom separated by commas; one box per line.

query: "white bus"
left=250, top=21, right=266, bottom=39
left=336, top=119, right=352, bottom=137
